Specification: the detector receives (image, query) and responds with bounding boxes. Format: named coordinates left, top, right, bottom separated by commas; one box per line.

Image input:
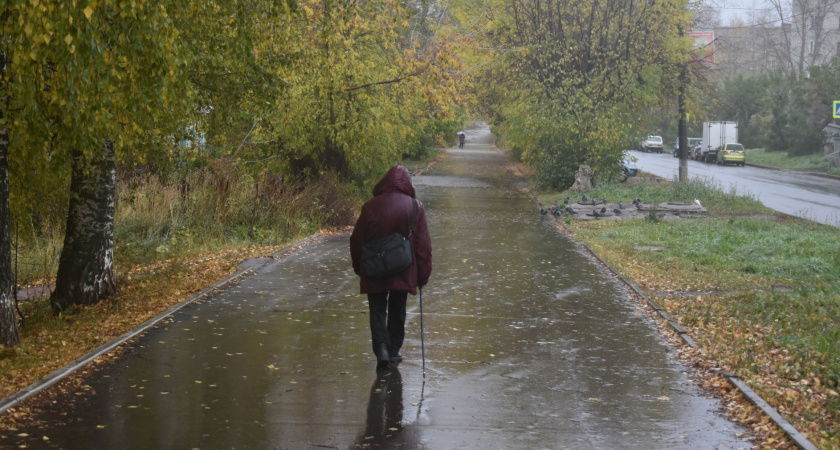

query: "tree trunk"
left=0, top=106, right=20, bottom=346
left=50, top=141, right=117, bottom=313
left=570, top=165, right=594, bottom=192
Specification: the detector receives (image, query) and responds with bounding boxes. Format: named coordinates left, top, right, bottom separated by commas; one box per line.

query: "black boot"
left=390, top=351, right=402, bottom=365
left=376, top=343, right=390, bottom=371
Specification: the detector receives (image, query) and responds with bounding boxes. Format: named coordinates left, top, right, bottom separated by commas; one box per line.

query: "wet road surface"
left=4, top=126, right=749, bottom=449
left=630, top=150, right=840, bottom=227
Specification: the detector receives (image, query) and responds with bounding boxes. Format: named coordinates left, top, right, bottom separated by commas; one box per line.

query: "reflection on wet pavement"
left=4, top=125, right=748, bottom=449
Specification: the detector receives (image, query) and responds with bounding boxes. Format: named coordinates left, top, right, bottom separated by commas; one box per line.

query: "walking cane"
left=419, top=286, right=426, bottom=378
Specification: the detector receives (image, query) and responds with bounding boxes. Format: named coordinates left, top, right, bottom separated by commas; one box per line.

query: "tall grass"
left=746, top=148, right=836, bottom=171
left=115, top=165, right=357, bottom=264
left=13, top=165, right=359, bottom=285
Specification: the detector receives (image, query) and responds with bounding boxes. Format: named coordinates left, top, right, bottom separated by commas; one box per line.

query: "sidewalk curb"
left=745, top=162, right=840, bottom=181
left=547, top=215, right=817, bottom=450
left=0, top=233, right=323, bottom=416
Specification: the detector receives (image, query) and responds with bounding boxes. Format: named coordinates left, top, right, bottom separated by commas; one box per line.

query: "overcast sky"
left=712, top=0, right=778, bottom=24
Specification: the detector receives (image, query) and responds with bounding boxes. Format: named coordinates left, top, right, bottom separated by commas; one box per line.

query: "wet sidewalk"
left=2, top=125, right=749, bottom=449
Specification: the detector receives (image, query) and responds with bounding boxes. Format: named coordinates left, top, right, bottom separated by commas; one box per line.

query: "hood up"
left=372, top=165, right=416, bottom=198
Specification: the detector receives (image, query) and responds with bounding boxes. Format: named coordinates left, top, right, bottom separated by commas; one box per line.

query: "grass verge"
left=539, top=176, right=840, bottom=449
left=747, top=148, right=840, bottom=176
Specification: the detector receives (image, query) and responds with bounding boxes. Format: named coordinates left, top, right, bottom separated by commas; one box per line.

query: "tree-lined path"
left=3, top=127, right=748, bottom=449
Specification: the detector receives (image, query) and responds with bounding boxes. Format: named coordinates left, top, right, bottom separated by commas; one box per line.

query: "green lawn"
left=539, top=177, right=840, bottom=448
left=747, top=148, right=840, bottom=175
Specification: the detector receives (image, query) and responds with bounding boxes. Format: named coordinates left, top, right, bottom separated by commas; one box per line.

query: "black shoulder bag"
left=360, top=199, right=417, bottom=279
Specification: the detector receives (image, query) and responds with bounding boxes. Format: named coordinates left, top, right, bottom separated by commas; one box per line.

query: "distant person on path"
left=457, top=131, right=465, bottom=148
left=350, top=165, right=432, bottom=371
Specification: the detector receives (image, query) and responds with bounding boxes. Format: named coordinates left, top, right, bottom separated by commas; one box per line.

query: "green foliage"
left=164, top=0, right=294, bottom=176
left=710, top=60, right=840, bottom=158
left=2, top=0, right=467, bottom=244
left=2, top=0, right=194, bottom=239
left=258, top=0, right=467, bottom=186
left=718, top=75, right=768, bottom=149
left=476, top=0, right=692, bottom=189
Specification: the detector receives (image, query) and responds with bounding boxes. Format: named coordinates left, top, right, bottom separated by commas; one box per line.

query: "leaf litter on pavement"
left=0, top=244, right=291, bottom=432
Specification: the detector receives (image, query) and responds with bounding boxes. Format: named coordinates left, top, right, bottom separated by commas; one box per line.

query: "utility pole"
left=677, top=24, right=689, bottom=182
left=678, top=62, right=688, bottom=182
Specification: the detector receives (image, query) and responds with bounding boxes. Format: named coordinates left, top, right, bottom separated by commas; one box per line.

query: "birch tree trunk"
left=0, top=107, right=20, bottom=346
left=50, top=141, right=117, bottom=313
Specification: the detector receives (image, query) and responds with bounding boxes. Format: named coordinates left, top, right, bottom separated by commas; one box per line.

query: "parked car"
left=621, top=157, right=638, bottom=182
left=640, top=135, right=663, bottom=153
left=673, top=137, right=702, bottom=158
left=717, top=143, right=746, bottom=166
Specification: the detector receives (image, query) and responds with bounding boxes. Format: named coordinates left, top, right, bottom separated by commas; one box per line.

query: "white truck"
left=699, top=121, right=738, bottom=163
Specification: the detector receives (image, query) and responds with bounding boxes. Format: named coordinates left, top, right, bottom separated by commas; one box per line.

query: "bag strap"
left=409, top=198, right=417, bottom=238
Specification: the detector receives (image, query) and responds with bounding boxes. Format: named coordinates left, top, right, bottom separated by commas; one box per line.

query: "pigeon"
left=565, top=206, right=578, bottom=215
left=553, top=209, right=563, bottom=217
left=600, top=207, right=607, bottom=214
left=591, top=209, right=601, bottom=218
left=581, top=194, right=588, bottom=203
left=618, top=201, right=625, bottom=209
left=614, top=208, right=622, bottom=215
left=591, top=199, right=598, bottom=206
left=540, top=208, right=548, bottom=215
left=602, top=198, right=608, bottom=205
left=564, top=196, right=570, bottom=205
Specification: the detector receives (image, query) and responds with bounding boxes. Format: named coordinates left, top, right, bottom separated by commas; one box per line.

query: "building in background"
left=695, top=25, right=790, bottom=80
left=692, top=0, right=840, bottom=79
left=790, top=0, right=840, bottom=72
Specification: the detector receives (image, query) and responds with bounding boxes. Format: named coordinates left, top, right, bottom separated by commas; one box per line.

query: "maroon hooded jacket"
left=350, top=165, right=432, bottom=295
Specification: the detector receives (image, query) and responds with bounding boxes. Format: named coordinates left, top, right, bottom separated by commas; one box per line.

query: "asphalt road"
left=629, top=150, right=840, bottom=227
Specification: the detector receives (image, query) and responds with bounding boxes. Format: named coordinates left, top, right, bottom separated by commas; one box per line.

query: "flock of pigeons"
left=539, top=195, right=648, bottom=219
left=540, top=196, right=703, bottom=219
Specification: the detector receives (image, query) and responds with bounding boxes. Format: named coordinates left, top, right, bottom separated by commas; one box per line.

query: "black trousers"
left=367, top=291, right=408, bottom=356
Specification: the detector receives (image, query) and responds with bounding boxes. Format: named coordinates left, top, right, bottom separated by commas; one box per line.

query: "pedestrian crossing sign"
left=835, top=101, right=840, bottom=118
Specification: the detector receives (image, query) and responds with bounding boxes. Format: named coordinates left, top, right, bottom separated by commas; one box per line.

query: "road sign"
left=834, top=101, right=840, bottom=118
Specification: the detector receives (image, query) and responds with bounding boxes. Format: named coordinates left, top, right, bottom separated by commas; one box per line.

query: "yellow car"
left=718, top=143, right=746, bottom=166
